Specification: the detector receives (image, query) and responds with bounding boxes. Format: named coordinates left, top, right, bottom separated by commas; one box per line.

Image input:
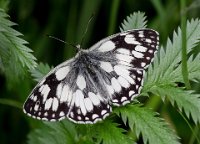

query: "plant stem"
left=178, top=111, right=200, bottom=144
left=189, top=125, right=200, bottom=144
left=108, top=0, right=120, bottom=35
left=180, top=0, right=191, bottom=89
left=0, top=98, right=22, bottom=109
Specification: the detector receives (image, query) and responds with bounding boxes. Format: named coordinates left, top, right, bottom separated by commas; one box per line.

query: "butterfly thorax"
left=74, top=50, right=113, bottom=69
left=72, top=50, right=115, bottom=99
left=75, top=51, right=94, bottom=67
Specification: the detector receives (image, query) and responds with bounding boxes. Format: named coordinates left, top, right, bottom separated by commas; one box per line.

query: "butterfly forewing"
left=23, top=29, right=159, bottom=124
left=23, top=60, right=74, bottom=121
left=91, top=29, right=159, bottom=106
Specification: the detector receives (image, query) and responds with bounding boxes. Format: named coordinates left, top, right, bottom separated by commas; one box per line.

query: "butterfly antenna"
left=80, top=14, right=95, bottom=47
left=47, top=35, right=78, bottom=49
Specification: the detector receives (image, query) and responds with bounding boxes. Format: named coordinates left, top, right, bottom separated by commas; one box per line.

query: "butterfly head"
left=76, top=44, right=81, bottom=51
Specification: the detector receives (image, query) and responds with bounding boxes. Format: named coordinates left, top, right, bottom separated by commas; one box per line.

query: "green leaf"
left=90, top=120, right=133, bottom=144
left=144, top=19, right=200, bottom=91
left=141, top=18, right=200, bottom=124
left=0, top=8, right=37, bottom=81
left=115, top=104, right=180, bottom=144
left=151, top=85, right=200, bottom=124
left=27, top=120, right=133, bottom=144
left=120, top=11, right=147, bottom=31
left=165, top=54, right=200, bottom=84
left=27, top=120, right=77, bottom=144
left=30, top=62, right=53, bottom=82
left=186, top=54, right=200, bottom=82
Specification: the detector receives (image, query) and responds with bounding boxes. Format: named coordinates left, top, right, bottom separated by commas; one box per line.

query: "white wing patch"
left=116, top=53, right=134, bottom=63
left=135, top=45, right=147, bottom=52
left=132, top=50, right=144, bottom=58
left=39, top=84, right=51, bottom=103
left=44, top=98, right=53, bottom=110
left=55, top=66, right=70, bottom=81
left=117, top=76, right=130, bottom=88
left=88, top=92, right=101, bottom=106
left=98, top=41, right=115, bottom=52
left=124, top=36, right=140, bottom=45
left=76, top=75, right=86, bottom=90
left=116, top=48, right=130, bottom=55
left=111, top=77, right=122, bottom=93
left=52, top=98, right=59, bottom=111
left=100, top=61, right=113, bottom=73
left=59, top=84, right=70, bottom=103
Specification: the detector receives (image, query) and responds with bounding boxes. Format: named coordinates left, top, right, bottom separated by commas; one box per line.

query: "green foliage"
left=30, top=63, right=52, bottom=82
left=28, top=120, right=133, bottom=144
left=144, top=19, right=200, bottom=87
left=28, top=120, right=77, bottom=144
left=151, top=86, right=200, bottom=124
left=143, top=19, right=200, bottom=124
left=89, top=120, right=133, bottom=144
left=187, top=54, right=200, bottom=81
left=0, top=8, right=37, bottom=81
left=115, top=104, right=180, bottom=144
left=120, top=11, right=147, bottom=31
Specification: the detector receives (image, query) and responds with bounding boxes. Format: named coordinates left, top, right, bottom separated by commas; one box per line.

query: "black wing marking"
left=23, top=60, right=74, bottom=121
left=89, top=29, right=159, bottom=106
left=23, top=73, right=69, bottom=121
left=67, top=66, right=112, bottom=124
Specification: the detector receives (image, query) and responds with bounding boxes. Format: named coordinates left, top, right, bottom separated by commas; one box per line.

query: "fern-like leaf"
left=144, top=19, right=200, bottom=90
left=185, top=54, right=200, bottom=82
left=115, top=104, right=180, bottom=144
left=120, top=11, right=147, bottom=31
left=0, top=8, right=37, bottom=81
left=90, top=120, right=133, bottom=144
left=30, top=63, right=52, bottom=82
left=151, top=86, right=200, bottom=124
left=28, top=120, right=77, bottom=144
left=167, top=54, right=200, bottom=83
left=141, top=18, right=200, bottom=123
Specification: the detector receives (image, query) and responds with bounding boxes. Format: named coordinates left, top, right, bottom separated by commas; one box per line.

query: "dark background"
left=0, top=0, right=199, bottom=143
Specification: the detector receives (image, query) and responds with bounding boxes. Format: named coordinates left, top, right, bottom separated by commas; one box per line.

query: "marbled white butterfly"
left=23, top=29, right=159, bottom=124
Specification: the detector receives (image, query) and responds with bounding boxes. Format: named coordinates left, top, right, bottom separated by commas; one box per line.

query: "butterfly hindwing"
left=110, top=69, right=145, bottom=106
left=23, top=74, right=69, bottom=121
left=67, top=93, right=111, bottom=124
left=24, top=59, right=112, bottom=124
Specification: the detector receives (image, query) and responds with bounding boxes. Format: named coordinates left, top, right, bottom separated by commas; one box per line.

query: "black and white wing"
left=23, top=60, right=74, bottom=121
left=23, top=59, right=111, bottom=124
left=23, top=28, right=159, bottom=124
left=89, top=29, right=159, bottom=106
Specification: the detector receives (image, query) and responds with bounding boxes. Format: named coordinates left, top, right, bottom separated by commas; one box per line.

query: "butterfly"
left=23, top=29, right=159, bottom=124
